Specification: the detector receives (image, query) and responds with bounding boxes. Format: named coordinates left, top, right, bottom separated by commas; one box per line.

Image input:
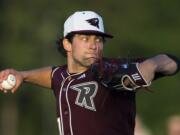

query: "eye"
left=81, top=36, right=89, bottom=42
left=95, top=37, right=103, bottom=43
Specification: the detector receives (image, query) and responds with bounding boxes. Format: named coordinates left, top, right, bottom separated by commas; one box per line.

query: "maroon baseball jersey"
left=51, top=58, right=139, bottom=135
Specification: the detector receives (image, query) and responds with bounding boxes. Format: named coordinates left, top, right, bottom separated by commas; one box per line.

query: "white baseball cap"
left=63, top=11, right=113, bottom=38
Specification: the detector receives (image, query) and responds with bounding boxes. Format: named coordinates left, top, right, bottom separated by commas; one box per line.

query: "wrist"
left=20, top=71, right=28, bottom=82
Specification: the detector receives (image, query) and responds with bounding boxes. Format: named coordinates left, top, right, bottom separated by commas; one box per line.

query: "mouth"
left=84, top=56, right=99, bottom=63
left=86, top=55, right=99, bottom=59
left=85, top=57, right=98, bottom=61
left=86, top=52, right=98, bottom=57
left=85, top=52, right=101, bottom=61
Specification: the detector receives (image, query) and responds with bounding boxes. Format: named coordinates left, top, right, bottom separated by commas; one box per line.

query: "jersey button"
left=68, top=77, right=71, bottom=81
left=64, top=110, right=69, bottom=115
left=63, top=88, right=66, bottom=92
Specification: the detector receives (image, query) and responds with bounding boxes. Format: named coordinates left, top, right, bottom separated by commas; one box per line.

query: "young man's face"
left=68, top=34, right=104, bottom=67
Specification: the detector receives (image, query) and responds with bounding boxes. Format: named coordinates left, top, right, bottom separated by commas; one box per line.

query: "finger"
left=11, top=87, right=17, bottom=93
left=11, top=82, right=19, bottom=93
left=0, top=70, right=10, bottom=82
left=0, top=86, right=4, bottom=91
left=0, top=72, right=4, bottom=83
left=0, top=81, right=5, bottom=91
left=3, top=90, right=8, bottom=93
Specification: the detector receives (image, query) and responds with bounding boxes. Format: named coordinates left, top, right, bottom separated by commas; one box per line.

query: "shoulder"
left=51, top=65, right=67, bottom=78
left=51, top=65, right=67, bottom=90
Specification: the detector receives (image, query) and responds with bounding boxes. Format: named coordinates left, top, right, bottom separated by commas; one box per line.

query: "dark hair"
left=56, top=33, right=75, bottom=57
left=56, top=32, right=106, bottom=57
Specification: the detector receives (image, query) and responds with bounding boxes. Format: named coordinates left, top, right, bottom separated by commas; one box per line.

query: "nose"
left=89, top=40, right=97, bottom=50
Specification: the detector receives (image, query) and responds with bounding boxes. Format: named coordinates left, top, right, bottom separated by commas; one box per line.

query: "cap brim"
left=70, top=30, right=113, bottom=38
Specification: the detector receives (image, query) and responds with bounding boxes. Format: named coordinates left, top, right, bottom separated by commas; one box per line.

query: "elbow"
left=164, top=54, right=180, bottom=75
left=143, top=54, right=179, bottom=77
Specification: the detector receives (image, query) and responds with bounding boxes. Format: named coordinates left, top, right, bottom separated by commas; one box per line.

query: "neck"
left=68, top=64, right=88, bottom=74
left=67, top=57, right=88, bottom=74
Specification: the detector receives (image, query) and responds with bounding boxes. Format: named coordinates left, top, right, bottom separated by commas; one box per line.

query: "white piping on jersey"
left=51, top=67, right=60, bottom=78
left=59, top=77, right=66, bottom=135
left=51, top=67, right=64, bottom=135
left=66, top=79, right=75, bottom=135
left=59, top=72, right=83, bottom=135
left=57, top=117, right=62, bottom=135
left=61, top=73, right=65, bottom=80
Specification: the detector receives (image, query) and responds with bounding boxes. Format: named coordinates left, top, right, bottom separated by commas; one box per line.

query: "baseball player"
left=0, top=11, right=179, bottom=135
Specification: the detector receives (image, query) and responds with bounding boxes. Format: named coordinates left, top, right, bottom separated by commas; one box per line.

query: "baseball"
left=1, top=74, right=16, bottom=90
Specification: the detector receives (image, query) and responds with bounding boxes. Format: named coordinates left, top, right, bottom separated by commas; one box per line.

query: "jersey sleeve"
left=51, top=66, right=63, bottom=96
left=51, top=66, right=57, bottom=90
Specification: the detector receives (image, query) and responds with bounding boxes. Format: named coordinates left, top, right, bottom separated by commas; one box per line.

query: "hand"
left=0, top=69, right=24, bottom=93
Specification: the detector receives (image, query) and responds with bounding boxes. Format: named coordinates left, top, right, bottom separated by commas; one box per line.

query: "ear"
left=63, top=39, right=72, bottom=52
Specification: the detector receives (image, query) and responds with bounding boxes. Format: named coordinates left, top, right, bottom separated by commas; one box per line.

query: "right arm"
left=0, top=67, right=52, bottom=93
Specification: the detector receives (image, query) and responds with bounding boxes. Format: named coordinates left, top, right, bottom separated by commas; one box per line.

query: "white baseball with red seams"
left=1, top=74, right=16, bottom=90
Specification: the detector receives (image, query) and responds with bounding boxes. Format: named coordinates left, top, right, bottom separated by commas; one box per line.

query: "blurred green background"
left=0, top=0, right=180, bottom=135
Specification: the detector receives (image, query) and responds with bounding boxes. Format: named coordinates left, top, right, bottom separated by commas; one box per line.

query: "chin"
left=89, top=58, right=98, bottom=64
left=83, top=59, right=96, bottom=67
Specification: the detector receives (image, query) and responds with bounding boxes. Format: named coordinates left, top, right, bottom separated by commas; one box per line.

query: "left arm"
left=91, top=54, right=179, bottom=91
left=138, top=54, right=179, bottom=84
